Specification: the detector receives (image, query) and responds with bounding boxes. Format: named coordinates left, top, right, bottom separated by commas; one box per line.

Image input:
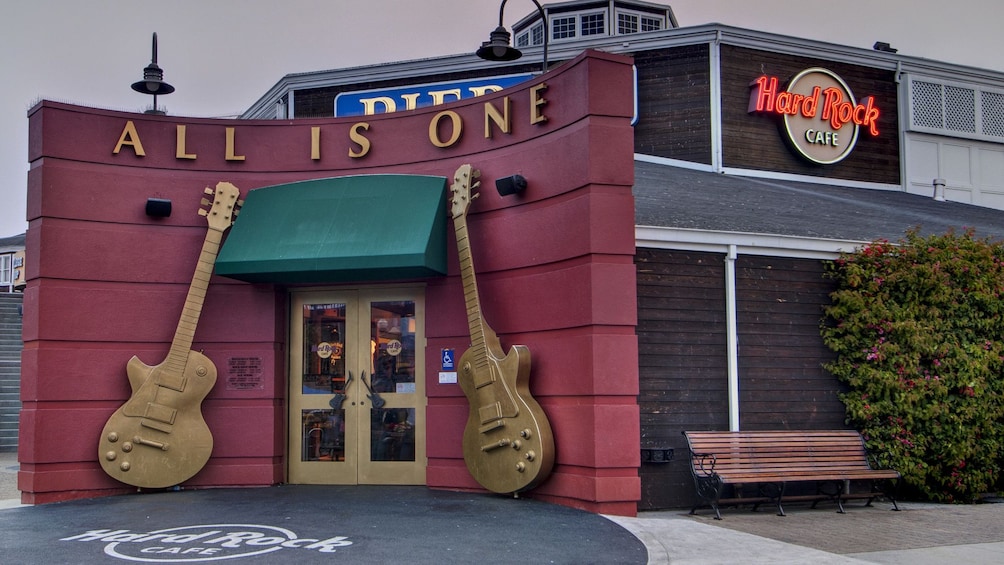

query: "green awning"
left=215, top=174, right=448, bottom=284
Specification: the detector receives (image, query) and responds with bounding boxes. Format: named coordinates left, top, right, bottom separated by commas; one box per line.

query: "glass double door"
left=289, top=289, right=425, bottom=485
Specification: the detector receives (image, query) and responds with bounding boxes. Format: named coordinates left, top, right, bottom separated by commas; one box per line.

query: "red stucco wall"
left=21, top=50, right=639, bottom=515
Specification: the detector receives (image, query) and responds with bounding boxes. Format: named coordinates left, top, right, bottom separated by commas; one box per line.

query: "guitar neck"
left=454, top=216, right=498, bottom=362
left=163, top=228, right=224, bottom=374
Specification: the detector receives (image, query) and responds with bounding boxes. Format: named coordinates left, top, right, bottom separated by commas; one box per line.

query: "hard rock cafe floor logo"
left=60, top=524, right=352, bottom=562
left=749, top=67, right=880, bottom=164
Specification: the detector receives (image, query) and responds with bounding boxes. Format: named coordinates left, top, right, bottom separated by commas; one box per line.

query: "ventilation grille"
left=911, top=78, right=1004, bottom=141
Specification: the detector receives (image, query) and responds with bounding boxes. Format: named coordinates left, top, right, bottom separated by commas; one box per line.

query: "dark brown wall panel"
left=636, top=248, right=727, bottom=510
left=735, top=255, right=849, bottom=430
left=632, top=45, right=713, bottom=164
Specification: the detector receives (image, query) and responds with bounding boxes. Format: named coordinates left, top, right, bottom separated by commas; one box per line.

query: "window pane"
left=582, top=13, right=605, bottom=36
left=0, top=256, right=10, bottom=285
left=370, top=301, right=416, bottom=393
left=302, top=303, right=347, bottom=394
left=531, top=22, right=544, bottom=45
left=553, top=16, right=576, bottom=39
left=618, top=13, right=638, bottom=35
left=516, top=31, right=529, bottom=48
left=371, top=407, right=416, bottom=461
left=641, top=16, right=662, bottom=32
left=302, top=409, right=345, bottom=462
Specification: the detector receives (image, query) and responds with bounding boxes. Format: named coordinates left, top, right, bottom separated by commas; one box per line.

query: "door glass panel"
left=302, top=409, right=345, bottom=462
left=370, top=301, right=416, bottom=393
left=371, top=408, right=416, bottom=461
left=303, top=303, right=347, bottom=395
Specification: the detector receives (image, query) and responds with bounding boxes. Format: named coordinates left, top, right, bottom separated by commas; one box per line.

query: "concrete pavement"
left=2, top=452, right=1002, bottom=563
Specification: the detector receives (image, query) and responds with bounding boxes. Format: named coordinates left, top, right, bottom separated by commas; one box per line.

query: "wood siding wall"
left=632, top=45, right=713, bottom=164
left=735, top=255, right=849, bottom=430
left=636, top=249, right=727, bottom=510
left=636, top=249, right=850, bottom=510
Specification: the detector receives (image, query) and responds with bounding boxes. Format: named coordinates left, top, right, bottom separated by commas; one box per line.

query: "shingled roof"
left=634, top=160, right=1004, bottom=244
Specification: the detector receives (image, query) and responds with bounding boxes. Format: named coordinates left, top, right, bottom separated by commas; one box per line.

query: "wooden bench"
left=682, top=430, right=901, bottom=520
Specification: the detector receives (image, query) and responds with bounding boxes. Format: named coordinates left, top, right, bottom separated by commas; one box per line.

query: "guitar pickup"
left=479, top=402, right=503, bottom=426
left=156, top=373, right=188, bottom=392
left=141, top=402, right=177, bottom=434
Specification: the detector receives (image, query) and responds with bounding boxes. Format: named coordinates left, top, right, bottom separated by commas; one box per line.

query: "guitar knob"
left=525, top=450, right=536, bottom=462
left=197, top=366, right=208, bottom=377
left=105, top=451, right=117, bottom=461
left=121, top=442, right=133, bottom=452
left=520, top=429, right=532, bottom=439
left=515, top=462, right=526, bottom=473
left=107, top=432, right=119, bottom=443
left=120, top=462, right=131, bottom=472
left=512, top=440, right=522, bottom=450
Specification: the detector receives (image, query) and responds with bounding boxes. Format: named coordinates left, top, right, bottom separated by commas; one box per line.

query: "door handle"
left=360, top=371, right=386, bottom=409
left=329, top=371, right=353, bottom=410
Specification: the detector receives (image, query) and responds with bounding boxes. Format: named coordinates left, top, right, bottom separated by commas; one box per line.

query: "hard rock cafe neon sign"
left=749, top=67, right=880, bottom=164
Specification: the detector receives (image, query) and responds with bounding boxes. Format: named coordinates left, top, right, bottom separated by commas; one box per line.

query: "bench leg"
left=757, top=482, right=786, bottom=517
left=691, top=475, right=725, bottom=520
left=813, top=480, right=846, bottom=513
left=869, top=478, right=901, bottom=511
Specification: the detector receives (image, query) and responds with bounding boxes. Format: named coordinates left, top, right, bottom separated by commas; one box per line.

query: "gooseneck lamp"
left=476, top=0, right=549, bottom=73
left=131, top=33, right=175, bottom=115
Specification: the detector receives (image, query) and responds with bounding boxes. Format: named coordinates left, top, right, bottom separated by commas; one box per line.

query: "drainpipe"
left=725, top=244, right=740, bottom=431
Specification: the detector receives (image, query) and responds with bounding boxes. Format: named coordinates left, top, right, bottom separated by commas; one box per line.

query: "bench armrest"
left=691, top=452, right=717, bottom=477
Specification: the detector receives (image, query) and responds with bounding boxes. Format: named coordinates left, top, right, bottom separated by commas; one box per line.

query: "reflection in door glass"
left=371, top=408, right=416, bottom=461
left=303, top=303, right=347, bottom=395
left=370, top=301, right=416, bottom=393
left=302, top=409, right=345, bottom=462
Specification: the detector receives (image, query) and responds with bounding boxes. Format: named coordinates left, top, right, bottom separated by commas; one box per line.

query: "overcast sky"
left=2, top=0, right=1002, bottom=238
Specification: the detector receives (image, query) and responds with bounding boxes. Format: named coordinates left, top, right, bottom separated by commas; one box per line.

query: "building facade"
left=19, top=1, right=1004, bottom=513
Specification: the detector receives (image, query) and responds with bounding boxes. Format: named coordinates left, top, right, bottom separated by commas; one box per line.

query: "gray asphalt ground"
left=2, top=451, right=1002, bottom=564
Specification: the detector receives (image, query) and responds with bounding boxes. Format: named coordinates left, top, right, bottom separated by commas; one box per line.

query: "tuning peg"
left=204, top=187, right=214, bottom=196
left=200, top=198, right=211, bottom=206
left=472, top=169, right=481, bottom=179
left=197, top=209, right=208, bottom=217
left=236, top=199, right=245, bottom=208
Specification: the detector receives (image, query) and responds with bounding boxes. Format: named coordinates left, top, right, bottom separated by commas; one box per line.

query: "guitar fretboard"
left=163, top=228, right=223, bottom=375
left=454, top=216, right=492, bottom=372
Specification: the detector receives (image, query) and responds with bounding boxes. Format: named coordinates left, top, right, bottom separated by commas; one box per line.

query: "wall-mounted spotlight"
left=146, top=198, right=172, bottom=217
left=496, top=174, right=527, bottom=196
left=131, top=33, right=175, bottom=115
left=873, top=41, right=898, bottom=53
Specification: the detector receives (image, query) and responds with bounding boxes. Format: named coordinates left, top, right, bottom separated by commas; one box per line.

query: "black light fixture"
left=476, top=0, right=549, bottom=73
left=873, top=41, right=898, bottom=53
left=145, top=198, right=172, bottom=217
left=131, top=32, right=175, bottom=115
left=495, top=174, right=527, bottom=196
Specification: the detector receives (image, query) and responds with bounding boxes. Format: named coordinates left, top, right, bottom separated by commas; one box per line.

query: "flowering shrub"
left=822, top=228, right=1004, bottom=502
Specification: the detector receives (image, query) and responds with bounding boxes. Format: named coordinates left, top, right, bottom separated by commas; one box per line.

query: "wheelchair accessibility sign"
left=439, top=349, right=457, bottom=384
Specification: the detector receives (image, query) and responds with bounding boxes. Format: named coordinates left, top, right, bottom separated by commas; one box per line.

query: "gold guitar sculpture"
left=98, top=182, right=242, bottom=488
left=449, top=164, right=555, bottom=494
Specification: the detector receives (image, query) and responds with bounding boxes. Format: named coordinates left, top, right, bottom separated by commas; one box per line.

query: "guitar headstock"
left=449, top=164, right=480, bottom=220
left=199, top=181, right=244, bottom=232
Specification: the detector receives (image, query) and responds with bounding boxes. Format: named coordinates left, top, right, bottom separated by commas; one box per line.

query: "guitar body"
left=98, top=350, right=217, bottom=488
left=458, top=343, right=554, bottom=494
